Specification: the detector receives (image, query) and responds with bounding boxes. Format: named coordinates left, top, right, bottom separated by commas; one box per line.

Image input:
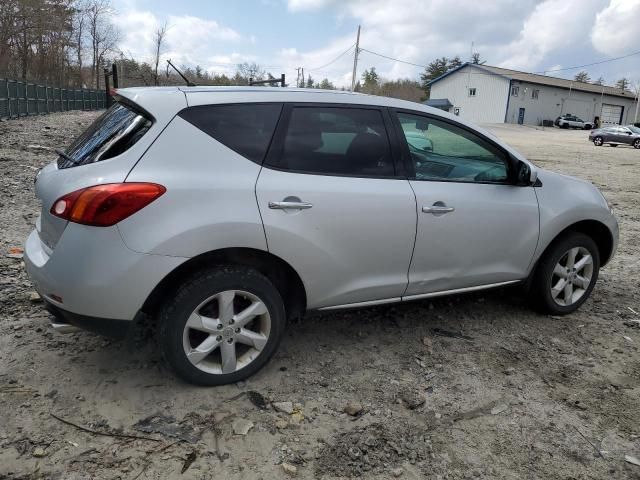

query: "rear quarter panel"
left=119, top=116, right=267, bottom=256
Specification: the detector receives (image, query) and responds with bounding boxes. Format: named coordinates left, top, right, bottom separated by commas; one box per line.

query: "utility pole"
left=350, top=25, right=361, bottom=92
left=634, top=83, right=639, bottom=122
left=301, top=68, right=304, bottom=88
left=296, top=67, right=301, bottom=88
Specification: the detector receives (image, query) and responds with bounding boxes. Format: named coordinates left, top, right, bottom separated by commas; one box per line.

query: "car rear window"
left=178, top=103, right=283, bottom=164
left=58, top=102, right=152, bottom=169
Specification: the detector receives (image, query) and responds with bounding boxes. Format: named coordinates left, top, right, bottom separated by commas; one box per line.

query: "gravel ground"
left=1, top=113, right=639, bottom=480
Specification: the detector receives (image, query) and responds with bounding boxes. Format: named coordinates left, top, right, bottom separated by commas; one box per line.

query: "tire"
left=561, top=123, right=569, bottom=129
left=634, top=139, right=640, bottom=149
left=593, top=136, right=603, bottom=146
left=529, top=232, right=600, bottom=315
left=159, top=266, right=286, bottom=386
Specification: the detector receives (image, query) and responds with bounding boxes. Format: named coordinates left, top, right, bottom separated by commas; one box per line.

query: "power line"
left=359, top=48, right=427, bottom=68
left=536, top=50, right=640, bottom=74
left=306, top=43, right=356, bottom=72
left=360, top=45, right=640, bottom=81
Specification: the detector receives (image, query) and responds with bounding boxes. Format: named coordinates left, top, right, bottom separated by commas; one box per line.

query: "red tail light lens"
left=51, top=183, right=166, bottom=227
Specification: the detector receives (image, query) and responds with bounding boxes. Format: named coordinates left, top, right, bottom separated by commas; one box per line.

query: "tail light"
left=51, top=183, right=166, bottom=227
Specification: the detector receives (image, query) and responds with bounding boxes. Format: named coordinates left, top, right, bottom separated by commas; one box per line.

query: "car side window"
left=267, top=106, right=394, bottom=177
left=178, top=103, right=283, bottom=164
left=396, top=112, right=509, bottom=183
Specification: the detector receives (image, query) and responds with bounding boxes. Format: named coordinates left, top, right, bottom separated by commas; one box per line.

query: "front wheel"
left=593, top=136, right=603, bottom=146
left=634, top=139, right=640, bottom=149
left=159, top=266, right=286, bottom=386
left=529, top=232, right=600, bottom=315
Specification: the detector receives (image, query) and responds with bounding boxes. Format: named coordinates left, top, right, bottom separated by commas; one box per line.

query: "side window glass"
left=397, top=112, right=509, bottom=183
left=179, top=103, right=283, bottom=164
left=269, top=107, right=394, bottom=176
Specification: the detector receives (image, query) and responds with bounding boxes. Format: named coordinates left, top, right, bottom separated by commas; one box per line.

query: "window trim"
left=468, top=87, right=477, bottom=97
left=263, top=102, right=405, bottom=180
left=389, top=107, right=520, bottom=186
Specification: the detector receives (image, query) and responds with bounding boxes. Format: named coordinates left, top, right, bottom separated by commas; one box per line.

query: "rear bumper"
left=45, top=301, right=131, bottom=339
left=24, top=223, right=186, bottom=321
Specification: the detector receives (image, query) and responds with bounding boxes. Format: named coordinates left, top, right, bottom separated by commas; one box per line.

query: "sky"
left=111, top=0, right=640, bottom=89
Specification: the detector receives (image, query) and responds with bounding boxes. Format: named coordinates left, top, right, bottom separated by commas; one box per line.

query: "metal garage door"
left=601, top=104, right=623, bottom=125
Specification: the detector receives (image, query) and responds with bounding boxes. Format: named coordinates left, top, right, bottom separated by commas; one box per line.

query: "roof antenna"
left=166, top=59, right=196, bottom=87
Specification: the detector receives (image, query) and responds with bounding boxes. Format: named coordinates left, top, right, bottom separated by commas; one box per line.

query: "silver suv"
left=25, top=87, right=618, bottom=385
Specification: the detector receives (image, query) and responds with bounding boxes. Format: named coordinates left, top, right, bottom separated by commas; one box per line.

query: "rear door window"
left=266, top=106, right=394, bottom=177
left=60, top=102, right=152, bottom=169
left=178, top=103, right=283, bottom=164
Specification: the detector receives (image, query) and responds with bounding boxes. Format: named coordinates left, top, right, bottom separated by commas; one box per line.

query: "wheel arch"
left=537, top=219, right=614, bottom=269
left=141, top=247, right=307, bottom=322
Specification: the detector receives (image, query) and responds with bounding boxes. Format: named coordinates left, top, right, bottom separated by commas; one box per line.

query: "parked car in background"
left=24, top=87, right=618, bottom=385
left=555, top=114, right=593, bottom=129
left=589, top=125, right=640, bottom=148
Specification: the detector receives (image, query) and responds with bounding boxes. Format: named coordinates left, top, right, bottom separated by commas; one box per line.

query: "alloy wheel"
left=634, top=139, right=640, bottom=149
left=549, top=247, right=594, bottom=307
left=182, top=290, right=271, bottom=374
left=593, top=136, right=603, bottom=146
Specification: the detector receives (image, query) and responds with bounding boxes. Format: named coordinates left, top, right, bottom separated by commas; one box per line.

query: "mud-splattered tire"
left=159, top=266, right=286, bottom=386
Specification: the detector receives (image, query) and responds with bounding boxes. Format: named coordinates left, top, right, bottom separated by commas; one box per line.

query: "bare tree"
left=236, top=62, right=264, bottom=82
left=72, top=0, right=88, bottom=86
left=152, top=21, right=168, bottom=86
left=86, top=0, right=118, bottom=89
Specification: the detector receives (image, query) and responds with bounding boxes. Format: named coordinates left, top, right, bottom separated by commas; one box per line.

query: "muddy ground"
left=0, top=113, right=639, bottom=479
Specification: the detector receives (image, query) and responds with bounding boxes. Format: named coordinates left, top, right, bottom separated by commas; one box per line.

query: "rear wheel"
left=159, top=266, right=286, bottom=385
left=634, top=139, right=640, bottom=149
left=593, top=136, right=603, bottom=146
left=529, top=232, right=600, bottom=315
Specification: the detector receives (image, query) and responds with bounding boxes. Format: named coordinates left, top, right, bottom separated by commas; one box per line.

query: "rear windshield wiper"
left=55, top=149, right=79, bottom=166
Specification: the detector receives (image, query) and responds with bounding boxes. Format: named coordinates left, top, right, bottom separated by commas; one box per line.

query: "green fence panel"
left=0, top=77, right=107, bottom=119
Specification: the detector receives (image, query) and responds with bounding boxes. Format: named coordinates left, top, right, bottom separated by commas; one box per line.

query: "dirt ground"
left=1, top=113, right=639, bottom=480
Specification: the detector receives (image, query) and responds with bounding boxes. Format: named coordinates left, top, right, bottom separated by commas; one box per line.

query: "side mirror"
left=516, top=160, right=537, bottom=186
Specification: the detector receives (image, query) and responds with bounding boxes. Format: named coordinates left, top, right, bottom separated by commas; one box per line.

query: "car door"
left=256, top=104, right=417, bottom=309
left=391, top=110, right=540, bottom=297
left=617, top=127, right=634, bottom=145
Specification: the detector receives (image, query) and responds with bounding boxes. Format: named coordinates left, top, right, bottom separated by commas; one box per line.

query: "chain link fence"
left=0, top=78, right=106, bottom=120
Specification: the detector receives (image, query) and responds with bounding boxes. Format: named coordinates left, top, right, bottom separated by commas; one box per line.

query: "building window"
left=531, top=89, right=539, bottom=99
left=468, top=87, right=476, bottom=97
left=511, top=85, right=519, bottom=96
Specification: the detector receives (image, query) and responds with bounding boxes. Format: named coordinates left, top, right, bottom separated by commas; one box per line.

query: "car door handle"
left=268, top=201, right=313, bottom=210
left=422, top=205, right=455, bottom=214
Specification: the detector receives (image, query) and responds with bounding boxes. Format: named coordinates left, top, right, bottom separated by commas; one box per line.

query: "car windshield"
left=59, top=102, right=152, bottom=169
left=629, top=125, right=640, bottom=134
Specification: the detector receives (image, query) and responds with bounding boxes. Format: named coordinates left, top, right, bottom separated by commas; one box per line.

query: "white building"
left=427, top=63, right=638, bottom=126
